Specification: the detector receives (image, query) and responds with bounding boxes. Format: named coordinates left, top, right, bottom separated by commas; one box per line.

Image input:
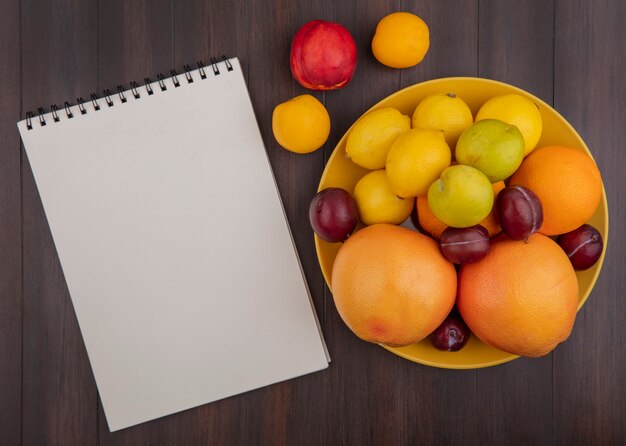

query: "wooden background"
left=1, top=0, right=624, bottom=444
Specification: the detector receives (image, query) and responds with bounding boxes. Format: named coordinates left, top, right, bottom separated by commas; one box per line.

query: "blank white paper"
left=18, top=58, right=329, bottom=432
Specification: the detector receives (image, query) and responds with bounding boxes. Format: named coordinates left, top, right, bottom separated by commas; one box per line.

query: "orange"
left=457, top=233, right=579, bottom=357
left=415, top=181, right=504, bottom=239
left=331, top=224, right=456, bottom=346
left=371, top=12, right=430, bottom=68
left=479, top=181, right=505, bottom=235
left=272, top=94, right=330, bottom=153
left=510, top=145, right=602, bottom=235
left=415, top=195, right=447, bottom=239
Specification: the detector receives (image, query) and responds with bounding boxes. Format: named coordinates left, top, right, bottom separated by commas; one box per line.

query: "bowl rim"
left=314, top=76, right=609, bottom=369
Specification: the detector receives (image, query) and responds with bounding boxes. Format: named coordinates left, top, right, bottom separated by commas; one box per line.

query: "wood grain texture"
left=245, top=2, right=326, bottom=445
left=20, top=1, right=99, bottom=445
left=1, top=1, right=624, bottom=444
left=0, top=0, right=22, bottom=444
left=553, top=1, right=626, bottom=444
left=476, top=1, right=556, bottom=444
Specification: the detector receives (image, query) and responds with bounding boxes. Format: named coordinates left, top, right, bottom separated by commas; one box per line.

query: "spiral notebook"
left=17, top=57, right=329, bottom=432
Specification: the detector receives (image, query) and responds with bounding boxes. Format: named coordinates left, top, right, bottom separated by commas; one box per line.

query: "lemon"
left=371, top=12, right=430, bottom=69
left=386, top=129, right=451, bottom=198
left=272, top=94, right=330, bottom=154
left=412, top=93, right=473, bottom=149
left=475, top=94, right=543, bottom=156
left=353, top=170, right=414, bottom=225
left=345, top=107, right=410, bottom=169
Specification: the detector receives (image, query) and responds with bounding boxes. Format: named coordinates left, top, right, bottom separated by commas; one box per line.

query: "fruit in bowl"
left=476, top=93, right=543, bottom=156
left=386, top=128, right=451, bottom=198
left=309, top=188, right=358, bottom=243
left=411, top=93, right=473, bottom=149
left=439, top=225, right=490, bottom=264
left=458, top=233, right=579, bottom=358
left=455, top=119, right=525, bottom=182
left=431, top=310, right=471, bottom=352
left=415, top=181, right=505, bottom=239
left=427, top=165, right=494, bottom=228
left=345, top=107, right=410, bottom=169
left=331, top=224, right=456, bottom=346
left=352, top=170, right=414, bottom=225
left=313, top=77, right=608, bottom=369
left=557, top=224, right=604, bottom=271
left=510, top=145, right=602, bottom=235
left=495, top=185, right=544, bottom=241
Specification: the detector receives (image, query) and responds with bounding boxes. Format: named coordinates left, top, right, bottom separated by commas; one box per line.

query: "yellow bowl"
left=315, top=77, right=609, bottom=369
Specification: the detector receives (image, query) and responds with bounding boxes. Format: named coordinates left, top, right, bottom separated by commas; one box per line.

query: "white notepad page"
left=18, top=58, right=329, bottom=432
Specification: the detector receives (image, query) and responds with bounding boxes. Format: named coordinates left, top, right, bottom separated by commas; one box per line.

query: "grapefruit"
left=331, top=224, right=457, bottom=346
left=457, top=233, right=579, bottom=357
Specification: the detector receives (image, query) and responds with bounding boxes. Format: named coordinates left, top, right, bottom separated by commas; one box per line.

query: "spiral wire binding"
left=103, top=89, right=114, bottom=107
left=223, top=56, right=233, bottom=71
left=197, top=62, right=207, bottom=79
left=37, top=108, right=47, bottom=126
left=157, top=74, right=167, bottom=91
left=51, top=105, right=60, bottom=122
left=130, top=81, right=140, bottom=99
left=210, top=57, right=220, bottom=75
left=90, top=94, right=100, bottom=111
left=170, top=70, right=180, bottom=87
left=23, top=57, right=234, bottom=129
left=144, top=78, right=154, bottom=95
left=117, top=86, right=127, bottom=103
left=64, top=102, right=73, bottom=118
left=183, top=65, right=194, bottom=83
left=77, top=98, right=87, bottom=115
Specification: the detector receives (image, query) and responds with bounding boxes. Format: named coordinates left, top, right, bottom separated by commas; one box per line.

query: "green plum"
left=455, top=119, right=525, bottom=182
left=428, top=165, right=494, bottom=228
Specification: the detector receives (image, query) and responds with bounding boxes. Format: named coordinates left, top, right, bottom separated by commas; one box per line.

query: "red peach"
left=290, top=20, right=357, bottom=90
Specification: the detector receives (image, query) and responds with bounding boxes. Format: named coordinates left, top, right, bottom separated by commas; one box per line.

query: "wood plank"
left=402, top=0, right=479, bottom=83
left=98, top=0, right=174, bottom=88
left=478, top=0, right=555, bottom=98
left=0, top=0, right=22, bottom=444
left=242, top=1, right=327, bottom=444
left=553, top=1, right=626, bottom=444
left=20, top=1, right=100, bottom=445
left=399, top=2, right=479, bottom=444
left=175, top=0, right=248, bottom=67
left=476, top=0, right=556, bottom=443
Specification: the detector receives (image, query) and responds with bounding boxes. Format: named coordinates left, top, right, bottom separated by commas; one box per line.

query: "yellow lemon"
left=412, top=93, right=473, bottom=149
left=353, top=170, right=414, bottom=225
left=272, top=94, right=330, bottom=154
left=372, top=12, right=430, bottom=69
left=386, top=129, right=451, bottom=198
left=475, top=94, right=543, bottom=156
left=346, top=107, right=410, bottom=169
